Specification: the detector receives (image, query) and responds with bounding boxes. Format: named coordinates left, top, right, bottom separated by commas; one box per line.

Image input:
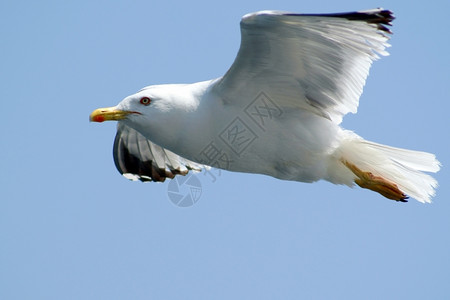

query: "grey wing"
left=212, top=9, right=393, bottom=124
left=113, top=123, right=205, bottom=182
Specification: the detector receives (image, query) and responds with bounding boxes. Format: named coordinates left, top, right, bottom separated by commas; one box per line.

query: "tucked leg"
left=341, top=159, right=408, bottom=202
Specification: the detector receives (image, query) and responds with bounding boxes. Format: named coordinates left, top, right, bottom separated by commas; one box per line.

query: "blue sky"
left=1, top=0, right=449, bottom=299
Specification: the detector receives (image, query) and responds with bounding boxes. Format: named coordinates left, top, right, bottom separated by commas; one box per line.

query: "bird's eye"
left=140, top=97, right=151, bottom=106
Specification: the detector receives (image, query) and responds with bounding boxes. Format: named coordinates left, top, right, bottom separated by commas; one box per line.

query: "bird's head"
left=90, top=84, right=191, bottom=121
left=90, top=83, right=202, bottom=146
left=90, top=94, right=150, bottom=124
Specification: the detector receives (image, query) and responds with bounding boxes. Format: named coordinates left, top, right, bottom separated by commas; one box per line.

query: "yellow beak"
left=90, top=107, right=137, bottom=122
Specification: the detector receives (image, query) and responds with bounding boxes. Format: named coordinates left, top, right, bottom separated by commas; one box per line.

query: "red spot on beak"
left=93, top=115, right=105, bottom=122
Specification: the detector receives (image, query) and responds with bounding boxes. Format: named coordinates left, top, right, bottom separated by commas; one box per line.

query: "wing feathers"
left=113, top=124, right=204, bottom=182
left=213, top=8, right=393, bottom=124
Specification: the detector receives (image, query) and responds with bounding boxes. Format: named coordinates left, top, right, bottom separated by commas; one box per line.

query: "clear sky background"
left=1, top=0, right=449, bottom=299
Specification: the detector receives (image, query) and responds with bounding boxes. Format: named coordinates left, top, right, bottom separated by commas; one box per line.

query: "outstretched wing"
left=113, top=123, right=205, bottom=182
left=212, top=9, right=393, bottom=123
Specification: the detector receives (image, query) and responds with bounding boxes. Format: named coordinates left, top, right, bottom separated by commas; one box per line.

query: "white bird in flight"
left=90, top=8, right=440, bottom=203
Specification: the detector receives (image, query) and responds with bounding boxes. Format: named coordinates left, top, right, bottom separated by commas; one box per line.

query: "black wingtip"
left=113, top=129, right=188, bottom=183
left=287, top=8, right=394, bottom=34
left=340, top=9, right=395, bottom=34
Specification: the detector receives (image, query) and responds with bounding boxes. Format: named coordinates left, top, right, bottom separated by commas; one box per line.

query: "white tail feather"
left=328, top=132, right=441, bottom=203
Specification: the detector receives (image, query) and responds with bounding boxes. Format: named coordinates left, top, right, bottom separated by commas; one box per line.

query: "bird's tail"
left=327, top=132, right=440, bottom=203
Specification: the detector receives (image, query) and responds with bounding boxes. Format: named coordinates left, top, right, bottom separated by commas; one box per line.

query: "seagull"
left=90, top=8, right=440, bottom=203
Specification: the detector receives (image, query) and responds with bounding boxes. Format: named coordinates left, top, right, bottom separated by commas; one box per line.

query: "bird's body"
left=91, top=9, right=440, bottom=203
left=127, top=80, right=340, bottom=183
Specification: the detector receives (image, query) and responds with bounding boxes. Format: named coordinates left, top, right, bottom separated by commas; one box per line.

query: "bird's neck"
left=141, top=80, right=219, bottom=161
